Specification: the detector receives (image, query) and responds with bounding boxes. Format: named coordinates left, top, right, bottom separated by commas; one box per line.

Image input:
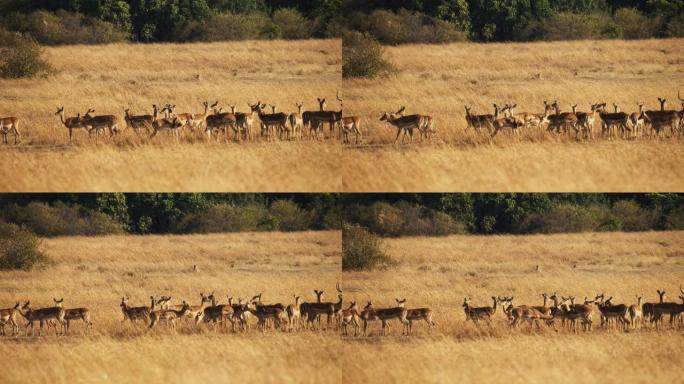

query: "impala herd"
left=2, top=285, right=682, bottom=338
left=4, top=92, right=683, bottom=146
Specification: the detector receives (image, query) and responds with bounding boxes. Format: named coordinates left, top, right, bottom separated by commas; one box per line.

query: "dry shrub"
left=343, top=31, right=394, bottom=78
left=270, top=200, right=313, bottom=231
left=273, top=8, right=312, bottom=39
left=1, top=202, right=124, bottom=237
left=174, top=203, right=270, bottom=233
left=342, top=224, right=393, bottom=271
left=180, top=12, right=277, bottom=41
left=0, top=221, right=49, bottom=270
left=9, top=10, right=128, bottom=45
left=0, top=30, right=52, bottom=78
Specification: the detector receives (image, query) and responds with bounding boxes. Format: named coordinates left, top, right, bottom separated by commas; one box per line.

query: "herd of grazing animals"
left=3, top=285, right=682, bottom=338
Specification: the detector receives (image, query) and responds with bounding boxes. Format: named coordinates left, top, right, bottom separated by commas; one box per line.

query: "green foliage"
left=269, top=200, right=313, bottom=231
left=611, top=200, right=657, bottom=231
left=0, top=221, right=49, bottom=271
left=0, top=30, right=52, bottom=78
left=175, top=203, right=269, bottom=233
left=665, top=205, right=684, bottom=229
left=666, top=14, right=684, bottom=37
left=179, top=12, right=277, bottom=41
left=342, top=224, right=394, bottom=271
left=273, top=8, right=312, bottom=39
left=349, top=9, right=467, bottom=44
left=347, top=201, right=466, bottom=237
left=0, top=202, right=125, bottom=236
left=5, top=10, right=128, bottom=45
left=614, top=8, right=661, bottom=39
left=342, top=31, right=394, bottom=78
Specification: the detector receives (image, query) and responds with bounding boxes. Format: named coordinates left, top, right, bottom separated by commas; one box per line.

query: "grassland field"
left=0, top=39, right=342, bottom=192
left=0, top=231, right=342, bottom=383
left=341, top=231, right=684, bottom=383
left=342, top=38, right=684, bottom=192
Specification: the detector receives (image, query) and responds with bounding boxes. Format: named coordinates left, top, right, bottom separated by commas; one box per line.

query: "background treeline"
left=343, top=0, right=684, bottom=44
left=343, top=193, right=684, bottom=237
left=0, top=193, right=342, bottom=236
left=0, top=0, right=342, bottom=44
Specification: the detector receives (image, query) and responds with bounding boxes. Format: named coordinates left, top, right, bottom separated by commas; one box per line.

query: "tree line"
left=343, top=193, right=684, bottom=236
left=0, top=193, right=342, bottom=236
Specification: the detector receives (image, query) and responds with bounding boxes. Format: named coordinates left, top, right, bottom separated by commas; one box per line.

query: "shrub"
left=180, top=12, right=277, bottom=41
left=666, top=14, right=684, bottom=37
left=342, top=224, right=394, bottom=271
left=613, top=8, right=660, bottom=39
left=611, top=200, right=656, bottom=231
left=269, top=200, right=312, bottom=231
left=664, top=205, right=684, bottom=230
left=175, top=203, right=268, bottom=233
left=343, top=31, right=395, bottom=78
left=1, top=202, right=124, bottom=236
left=538, top=12, right=603, bottom=40
left=520, top=203, right=605, bottom=233
left=0, top=30, right=52, bottom=79
left=355, top=9, right=466, bottom=45
left=0, top=221, right=49, bottom=270
left=430, top=211, right=466, bottom=235
left=272, top=8, right=312, bottom=39
left=8, top=10, right=128, bottom=45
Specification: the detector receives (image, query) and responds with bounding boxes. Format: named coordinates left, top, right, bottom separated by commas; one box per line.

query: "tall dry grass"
left=0, top=40, right=342, bottom=191
left=0, top=231, right=342, bottom=383
left=341, top=231, right=684, bottom=383
left=343, top=39, right=684, bottom=191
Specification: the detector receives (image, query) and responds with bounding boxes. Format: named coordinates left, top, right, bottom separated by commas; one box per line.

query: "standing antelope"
left=628, top=102, right=646, bottom=139
left=149, top=104, right=184, bottom=139
left=643, top=96, right=680, bottom=138
left=288, top=102, right=304, bottom=140
left=56, top=107, right=88, bottom=143
left=575, top=103, right=604, bottom=140
left=491, top=104, right=524, bottom=138
left=629, top=295, right=643, bottom=329
left=339, top=302, right=361, bottom=336
left=464, top=105, right=495, bottom=133
left=81, top=109, right=120, bottom=138
left=124, top=108, right=154, bottom=135
left=52, top=298, right=92, bottom=334
left=120, top=296, right=152, bottom=324
left=360, top=300, right=409, bottom=337
left=462, top=297, right=499, bottom=324
left=0, top=115, right=20, bottom=144
left=380, top=107, right=428, bottom=144
left=205, top=102, right=237, bottom=141
left=399, top=298, right=435, bottom=335
left=0, top=302, right=20, bottom=336
left=286, top=295, right=302, bottom=332
left=149, top=301, right=191, bottom=330
left=255, top=103, right=289, bottom=141
left=19, top=301, right=66, bottom=336
left=547, top=102, right=579, bottom=136
left=598, top=104, right=629, bottom=140
left=307, top=93, right=342, bottom=139
left=341, top=116, right=362, bottom=144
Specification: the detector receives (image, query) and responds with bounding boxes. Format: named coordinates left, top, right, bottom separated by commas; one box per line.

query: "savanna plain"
left=343, top=39, right=684, bottom=192
left=0, top=231, right=342, bottom=383
left=342, top=231, right=684, bottom=383
left=0, top=39, right=341, bottom=192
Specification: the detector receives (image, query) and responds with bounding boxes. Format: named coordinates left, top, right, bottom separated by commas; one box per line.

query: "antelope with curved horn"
left=81, top=108, right=120, bottom=138
left=204, top=101, right=237, bottom=142
left=462, top=297, right=499, bottom=324
left=19, top=301, right=66, bottom=336
left=380, top=106, right=428, bottom=145
left=399, top=298, right=435, bottom=335
left=643, top=95, right=681, bottom=138
left=52, top=298, right=92, bottom=335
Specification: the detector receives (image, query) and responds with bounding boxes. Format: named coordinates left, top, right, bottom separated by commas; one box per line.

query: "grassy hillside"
left=0, top=39, right=342, bottom=192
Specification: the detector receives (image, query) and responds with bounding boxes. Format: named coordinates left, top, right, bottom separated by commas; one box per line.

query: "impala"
left=507, top=101, right=554, bottom=130
left=0, top=114, right=20, bottom=144
left=0, top=302, right=20, bottom=336
left=254, top=103, right=288, bottom=141
left=286, top=295, right=302, bottom=332
left=120, top=296, right=152, bottom=324
left=149, top=104, right=184, bottom=139
left=82, top=109, right=120, bottom=138
left=547, top=102, right=579, bottom=135
left=464, top=105, right=495, bottom=133
left=398, top=298, right=435, bottom=335
left=360, top=300, right=409, bottom=337
left=341, top=116, right=362, bottom=144
left=158, top=293, right=211, bottom=321
left=491, top=104, right=524, bottom=138
left=19, top=301, right=66, bottom=336
left=303, top=285, right=341, bottom=330
left=149, top=301, right=191, bottom=330
left=124, top=108, right=154, bottom=134
left=651, top=288, right=684, bottom=329
left=462, top=297, right=499, bottom=324
left=598, top=104, right=629, bottom=140
left=629, top=295, right=643, bottom=329
left=339, top=302, right=361, bottom=336
left=307, top=93, right=343, bottom=139
left=204, top=102, right=237, bottom=141
left=198, top=293, right=236, bottom=331
left=56, top=107, right=88, bottom=143
left=643, top=96, right=680, bottom=137
left=575, top=103, right=604, bottom=140
left=51, top=298, right=92, bottom=334
left=501, top=293, right=553, bottom=327
left=597, top=295, right=630, bottom=330
left=288, top=102, right=304, bottom=141
left=380, top=107, right=429, bottom=144
left=628, top=102, right=646, bottom=139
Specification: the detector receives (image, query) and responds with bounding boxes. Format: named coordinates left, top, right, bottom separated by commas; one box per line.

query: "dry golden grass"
left=0, top=231, right=342, bottom=383
left=342, top=231, right=684, bottom=383
left=343, top=39, right=684, bottom=192
left=0, top=40, right=342, bottom=192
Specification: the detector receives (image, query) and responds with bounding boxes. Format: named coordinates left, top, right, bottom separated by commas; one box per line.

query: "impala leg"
left=393, top=127, right=402, bottom=145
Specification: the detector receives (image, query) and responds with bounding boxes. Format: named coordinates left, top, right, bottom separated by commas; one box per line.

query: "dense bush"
left=270, top=200, right=313, bottom=231
left=5, top=10, right=128, bottom=45
left=613, top=8, right=660, bottom=39
left=611, top=200, right=657, bottom=231
left=174, top=203, right=270, bottom=233
left=273, top=8, right=312, bottom=39
left=353, top=9, right=467, bottom=44
left=179, top=12, right=278, bottom=41
left=666, top=14, right=684, bottom=37
left=0, top=221, right=49, bottom=270
left=350, top=201, right=465, bottom=237
left=0, top=202, right=125, bottom=237
left=0, top=30, right=52, bottom=79
left=342, top=224, right=394, bottom=271
left=665, top=205, right=684, bottom=229
left=536, top=12, right=607, bottom=40
left=342, top=31, right=395, bottom=78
